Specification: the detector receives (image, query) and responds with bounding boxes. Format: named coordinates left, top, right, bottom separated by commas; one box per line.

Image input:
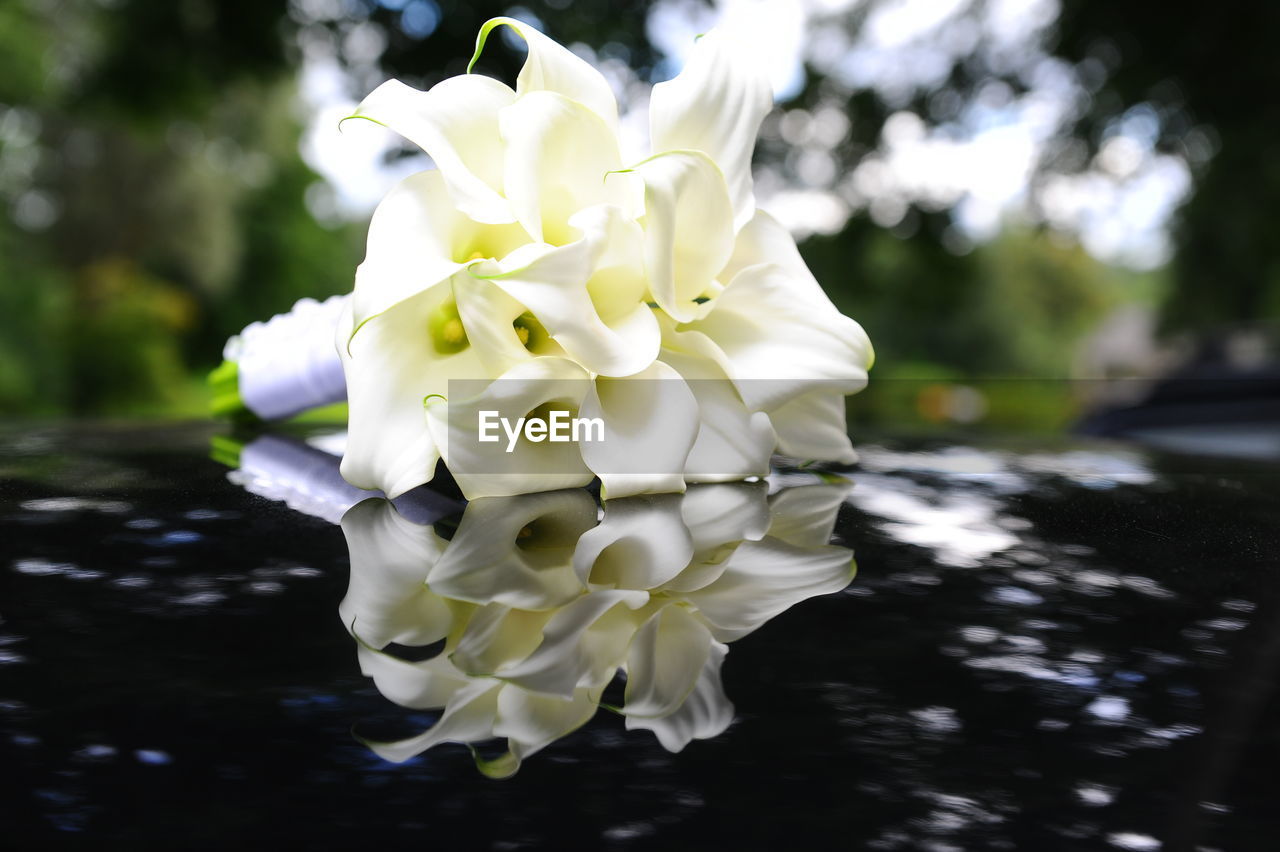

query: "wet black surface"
left=2, top=422, right=1279, bottom=849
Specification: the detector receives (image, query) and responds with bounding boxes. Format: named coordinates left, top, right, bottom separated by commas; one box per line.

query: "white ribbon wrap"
left=224, top=295, right=350, bottom=420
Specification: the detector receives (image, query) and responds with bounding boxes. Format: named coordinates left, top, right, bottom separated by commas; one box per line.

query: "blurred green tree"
left=0, top=0, right=358, bottom=414
left=1, top=0, right=1270, bottom=420
left=1052, top=0, right=1280, bottom=334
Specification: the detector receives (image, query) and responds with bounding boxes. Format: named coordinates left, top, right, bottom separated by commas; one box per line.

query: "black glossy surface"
left=2, top=422, right=1279, bottom=849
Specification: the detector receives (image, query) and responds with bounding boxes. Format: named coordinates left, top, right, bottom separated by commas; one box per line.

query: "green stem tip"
left=208, top=359, right=257, bottom=422
left=209, top=434, right=246, bottom=469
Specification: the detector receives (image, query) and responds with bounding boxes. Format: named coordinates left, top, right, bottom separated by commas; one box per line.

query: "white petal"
left=347, top=77, right=516, bottom=224
left=477, top=205, right=660, bottom=377
left=471, top=17, right=619, bottom=129
left=656, top=483, right=771, bottom=595
left=497, top=588, right=649, bottom=696
left=681, top=482, right=771, bottom=552
left=493, top=685, right=599, bottom=757
left=633, top=151, right=735, bottom=323
left=625, top=639, right=733, bottom=752
left=351, top=169, right=527, bottom=329
left=450, top=270, right=559, bottom=376
left=769, top=391, right=857, bottom=464
left=686, top=262, right=873, bottom=412
left=766, top=482, right=854, bottom=548
left=339, top=498, right=456, bottom=649
left=721, top=212, right=876, bottom=415
left=427, top=490, right=596, bottom=609
left=450, top=603, right=556, bottom=676
left=623, top=604, right=713, bottom=718
left=684, top=537, right=856, bottom=642
left=356, top=645, right=472, bottom=710
left=338, top=291, right=482, bottom=498
left=498, top=91, right=625, bottom=244
left=721, top=210, right=876, bottom=388
left=578, top=301, right=661, bottom=377
left=473, top=685, right=601, bottom=778
left=363, top=679, right=503, bottom=764
left=572, top=494, right=694, bottom=589
left=350, top=170, right=463, bottom=327
left=579, top=360, right=700, bottom=500
left=659, top=341, right=775, bottom=482
left=425, top=356, right=595, bottom=499
left=721, top=207, right=813, bottom=288
left=649, top=30, right=772, bottom=227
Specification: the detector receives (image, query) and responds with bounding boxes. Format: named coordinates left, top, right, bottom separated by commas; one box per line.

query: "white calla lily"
left=658, top=340, right=776, bottom=484
left=361, top=676, right=504, bottom=764
left=498, top=90, right=627, bottom=244
left=769, top=390, right=859, bottom=464
left=671, top=481, right=772, bottom=593
left=625, top=639, right=733, bottom=752
left=346, top=76, right=515, bottom=224
left=472, top=204, right=659, bottom=377
left=681, top=481, right=771, bottom=548
left=684, top=536, right=856, bottom=643
left=489, top=686, right=601, bottom=771
left=339, top=497, right=456, bottom=649
left=623, top=604, right=715, bottom=719
left=572, top=493, right=695, bottom=589
left=231, top=447, right=861, bottom=776
left=471, top=16, right=619, bottom=130
left=338, top=290, right=459, bottom=498
left=682, top=261, right=873, bottom=412
left=355, top=645, right=477, bottom=713
left=427, top=490, right=595, bottom=609
left=765, top=481, right=855, bottom=547
left=649, top=30, right=772, bottom=227
left=579, top=359, right=701, bottom=500
left=449, top=603, right=555, bottom=677
left=350, top=168, right=527, bottom=336
left=631, top=150, right=735, bottom=323
left=425, top=356, right=596, bottom=499
left=494, top=588, right=649, bottom=696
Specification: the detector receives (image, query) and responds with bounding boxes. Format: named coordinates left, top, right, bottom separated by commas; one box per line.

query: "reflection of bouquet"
left=341, top=481, right=855, bottom=777
left=222, top=430, right=856, bottom=776
left=213, top=17, right=872, bottom=500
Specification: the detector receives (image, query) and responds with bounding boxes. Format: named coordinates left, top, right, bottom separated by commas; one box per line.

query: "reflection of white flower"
left=339, top=479, right=855, bottom=776
left=335, top=17, right=872, bottom=501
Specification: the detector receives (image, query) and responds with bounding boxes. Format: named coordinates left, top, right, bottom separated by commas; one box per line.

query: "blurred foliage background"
left=0, top=0, right=1276, bottom=430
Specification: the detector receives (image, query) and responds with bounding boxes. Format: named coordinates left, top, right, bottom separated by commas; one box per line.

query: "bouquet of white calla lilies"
left=213, top=18, right=873, bottom=501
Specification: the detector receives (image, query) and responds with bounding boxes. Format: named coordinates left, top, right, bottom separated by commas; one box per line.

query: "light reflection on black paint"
left=0, top=424, right=1277, bottom=848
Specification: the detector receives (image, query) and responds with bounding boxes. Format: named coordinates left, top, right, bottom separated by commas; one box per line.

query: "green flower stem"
left=208, top=434, right=246, bottom=469
left=209, top=360, right=243, bottom=416
left=207, top=359, right=262, bottom=424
